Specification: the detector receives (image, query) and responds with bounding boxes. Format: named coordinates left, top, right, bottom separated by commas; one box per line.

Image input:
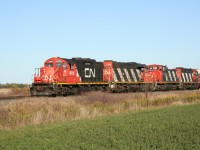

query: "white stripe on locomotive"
left=190, top=73, right=193, bottom=82
left=124, top=68, right=131, bottom=82
left=172, top=71, right=177, bottom=82
left=187, top=73, right=190, bottom=82
left=165, top=73, right=169, bottom=81
left=113, top=70, right=118, bottom=82
left=117, top=68, right=125, bottom=82
left=185, top=73, right=189, bottom=82
left=130, top=69, right=137, bottom=82
left=184, top=73, right=187, bottom=82
left=168, top=71, right=173, bottom=81
left=136, top=69, right=141, bottom=80
left=76, top=71, right=81, bottom=82
left=182, top=73, right=186, bottom=82
left=189, top=73, right=192, bottom=82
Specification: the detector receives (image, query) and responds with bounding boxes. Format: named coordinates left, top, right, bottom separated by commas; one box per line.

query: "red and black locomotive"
left=30, top=57, right=199, bottom=96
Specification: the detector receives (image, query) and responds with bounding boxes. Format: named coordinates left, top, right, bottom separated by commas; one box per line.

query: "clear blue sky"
left=0, top=0, right=200, bottom=83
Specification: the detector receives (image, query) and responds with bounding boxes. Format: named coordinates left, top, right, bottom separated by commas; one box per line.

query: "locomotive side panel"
left=68, top=58, right=103, bottom=82
left=176, top=68, right=193, bottom=83
left=103, top=61, right=144, bottom=83
left=113, top=62, right=143, bottom=83
left=163, top=69, right=178, bottom=82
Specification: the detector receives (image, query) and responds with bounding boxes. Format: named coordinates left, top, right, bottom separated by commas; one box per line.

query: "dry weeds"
left=1, top=90, right=200, bottom=129
left=0, top=87, right=30, bottom=97
left=0, top=89, right=12, bottom=96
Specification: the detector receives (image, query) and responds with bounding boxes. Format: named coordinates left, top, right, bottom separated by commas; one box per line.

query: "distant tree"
left=0, top=83, right=29, bottom=89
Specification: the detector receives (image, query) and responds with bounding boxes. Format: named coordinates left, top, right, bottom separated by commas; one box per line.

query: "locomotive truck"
left=30, top=57, right=199, bottom=96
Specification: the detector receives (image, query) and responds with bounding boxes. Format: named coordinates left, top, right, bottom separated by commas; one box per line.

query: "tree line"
left=0, top=83, right=29, bottom=89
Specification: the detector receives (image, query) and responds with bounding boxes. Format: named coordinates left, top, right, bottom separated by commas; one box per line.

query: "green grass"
left=1, top=104, right=200, bottom=149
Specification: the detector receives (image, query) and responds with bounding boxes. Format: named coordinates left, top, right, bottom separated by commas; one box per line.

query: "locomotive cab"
left=33, top=57, right=81, bottom=84
left=34, top=57, right=63, bottom=83
left=142, top=64, right=164, bottom=82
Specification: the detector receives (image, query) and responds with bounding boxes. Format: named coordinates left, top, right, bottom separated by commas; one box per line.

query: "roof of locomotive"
left=62, top=57, right=97, bottom=64
left=62, top=57, right=146, bottom=67
left=176, top=67, right=193, bottom=71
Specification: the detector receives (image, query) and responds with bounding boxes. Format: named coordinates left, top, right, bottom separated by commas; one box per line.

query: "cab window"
left=56, top=60, right=62, bottom=67
left=45, top=63, right=53, bottom=67
left=153, top=66, right=158, bottom=70
left=63, top=63, right=67, bottom=70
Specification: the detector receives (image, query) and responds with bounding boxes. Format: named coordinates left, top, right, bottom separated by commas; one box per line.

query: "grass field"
left=0, top=104, right=200, bottom=149
left=0, top=87, right=29, bottom=96
left=1, top=91, right=200, bottom=129
left=0, top=89, right=12, bottom=95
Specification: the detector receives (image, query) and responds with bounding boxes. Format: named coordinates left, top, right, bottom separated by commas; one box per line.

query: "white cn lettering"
left=104, top=70, right=110, bottom=75
left=85, top=68, right=95, bottom=78
left=43, top=75, right=52, bottom=81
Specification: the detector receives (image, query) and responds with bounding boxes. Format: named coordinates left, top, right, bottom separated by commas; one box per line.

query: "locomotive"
left=30, top=57, right=199, bottom=96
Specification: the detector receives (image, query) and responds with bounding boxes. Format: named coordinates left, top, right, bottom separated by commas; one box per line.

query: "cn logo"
left=85, top=68, right=95, bottom=78
left=104, top=70, right=110, bottom=75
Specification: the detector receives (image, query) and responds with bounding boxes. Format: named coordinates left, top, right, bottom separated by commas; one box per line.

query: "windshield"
left=45, top=63, right=53, bottom=67
left=56, top=60, right=62, bottom=67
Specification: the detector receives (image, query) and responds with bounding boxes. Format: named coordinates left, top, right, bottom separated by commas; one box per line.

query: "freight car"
left=30, top=57, right=199, bottom=96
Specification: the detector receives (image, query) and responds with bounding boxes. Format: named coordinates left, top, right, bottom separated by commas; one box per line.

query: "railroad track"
left=0, top=94, right=78, bottom=101
left=0, top=95, right=31, bottom=101
left=0, top=90, right=199, bottom=102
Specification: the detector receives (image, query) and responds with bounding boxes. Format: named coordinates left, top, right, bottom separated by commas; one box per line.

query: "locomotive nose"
left=40, top=67, right=54, bottom=83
